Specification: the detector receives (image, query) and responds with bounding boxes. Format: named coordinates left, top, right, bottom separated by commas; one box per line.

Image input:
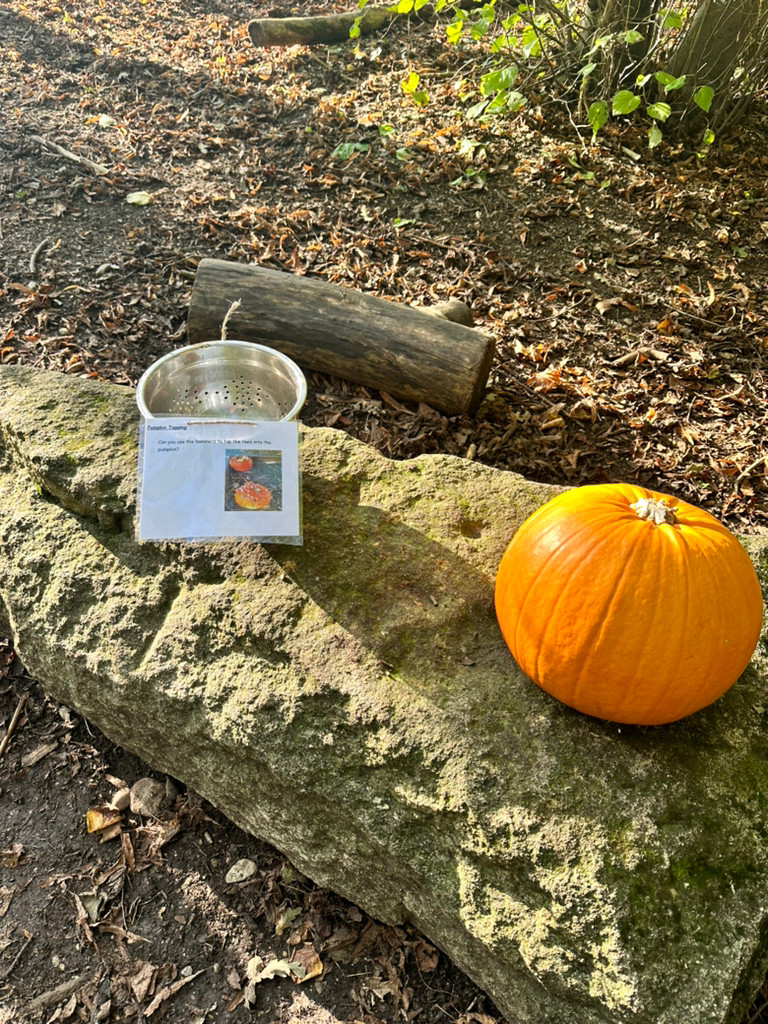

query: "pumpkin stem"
left=631, top=496, right=678, bottom=526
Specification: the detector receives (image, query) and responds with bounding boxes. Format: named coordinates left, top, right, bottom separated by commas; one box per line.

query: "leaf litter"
left=1, top=0, right=768, bottom=1021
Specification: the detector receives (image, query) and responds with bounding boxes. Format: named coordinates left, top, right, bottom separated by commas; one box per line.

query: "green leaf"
left=396, top=0, right=414, bottom=11
left=412, top=89, right=429, bottom=106
left=702, top=127, right=715, bottom=146
left=126, top=191, right=153, bottom=205
left=349, top=16, right=361, bottom=38
left=579, top=62, right=597, bottom=77
left=647, top=101, right=671, bottom=121
left=395, top=147, right=413, bottom=160
left=623, top=28, right=644, bottom=44
left=506, top=90, right=525, bottom=112
left=465, top=98, right=490, bottom=119
left=401, top=71, right=420, bottom=94
left=635, top=72, right=652, bottom=87
left=480, top=66, right=519, bottom=95
left=393, top=217, right=414, bottom=227
left=659, top=8, right=682, bottom=27
left=648, top=123, right=663, bottom=148
left=486, top=90, right=509, bottom=113
left=612, top=90, right=641, bottom=115
left=490, top=31, right=515, bottom=52
left=588, top=100, right=609, bottom=136
left=655, top=71, right=686, bottom=92
left=330, top=141, right=368, bottom=161
left=521, top=25, right=541, bottom=57
left=446, top=19, right=464, bottom=42
left=694, top=85, right=714, bottom=112
left=471, top=16, right=492, bottom=39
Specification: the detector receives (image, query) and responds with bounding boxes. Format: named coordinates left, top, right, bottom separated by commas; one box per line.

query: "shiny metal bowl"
left=136, top=340, right=307, bottom=421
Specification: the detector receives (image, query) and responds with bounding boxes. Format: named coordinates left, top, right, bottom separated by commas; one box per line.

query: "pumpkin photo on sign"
left=494, top=482, right=763, bottom=726
left=224, top=449, right=283, bottom=512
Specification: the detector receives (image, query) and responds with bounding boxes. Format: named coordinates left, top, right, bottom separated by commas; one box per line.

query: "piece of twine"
left=220, top=299, right=242, bottom=341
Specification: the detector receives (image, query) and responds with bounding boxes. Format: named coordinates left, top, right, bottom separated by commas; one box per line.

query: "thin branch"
left=30, top=134, right=108, bottom=176
left=734, top=455, right=767, bottom=493
left=29, top=236, right=51, bottom=275
left=0, top=694, right=27, bottom=760
left=1, top=933, right=34, bottom=980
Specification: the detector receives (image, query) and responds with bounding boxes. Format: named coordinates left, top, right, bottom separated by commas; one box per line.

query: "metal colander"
left=136, top=340, right=307, bottom=421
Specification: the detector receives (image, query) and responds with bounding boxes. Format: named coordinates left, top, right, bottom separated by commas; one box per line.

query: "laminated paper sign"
left=137, top=417, right=301, bottom=544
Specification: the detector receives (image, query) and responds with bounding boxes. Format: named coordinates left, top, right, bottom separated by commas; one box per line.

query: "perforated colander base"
left=160, top=373, right=289, bottom=419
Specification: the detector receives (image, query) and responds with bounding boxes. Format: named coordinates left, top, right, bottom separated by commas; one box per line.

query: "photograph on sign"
left=225, top=449, right=283, bottom=512
left=137, top=419, right=301, bottom=544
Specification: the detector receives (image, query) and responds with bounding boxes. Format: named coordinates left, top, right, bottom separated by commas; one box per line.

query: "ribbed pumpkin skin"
left=494, top=483, right=764, bottom=725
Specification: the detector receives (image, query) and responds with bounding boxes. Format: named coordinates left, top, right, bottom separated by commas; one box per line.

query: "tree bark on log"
left=248, top=6, right=397, bottom=47
left=187, top=259, right=495, bottom=416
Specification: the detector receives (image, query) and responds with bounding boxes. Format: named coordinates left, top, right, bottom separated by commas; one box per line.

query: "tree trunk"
left=669, top=0, right=768, bottom=124
left=670, top=0, right=764, bottom=85
left=187, top=260, right=495, bottom=416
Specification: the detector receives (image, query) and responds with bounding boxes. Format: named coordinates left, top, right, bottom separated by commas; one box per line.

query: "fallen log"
left=248, top=6, right=396, bottom=47
left=187, top=259, right=494, bottom=415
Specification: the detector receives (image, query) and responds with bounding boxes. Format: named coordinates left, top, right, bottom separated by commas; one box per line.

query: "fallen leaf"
left=144, top=969, right=203, bottom=1016
left=412, top=938, right=439, bottom=972
left=275, top=906, right=302, bottom=936
left=120, top=830, right=135, bottom=870
left=595, top=296, right=622, bottom=315
left=72, top=893, right=95, bottom=946
left=126, top=191, right=153, bottom=206
left=291, top=945, right=324, bottom=983
left=78, top=889, right=109, bottom=923
left=86, top=806, right=123, bottom=834
left=1, top=843, right=24, bottom=868
left=130, top=961, right=158, bottom=1003
left=0, top=885, right=17, bottom=917
left=258, top=958, right=300, bottom=981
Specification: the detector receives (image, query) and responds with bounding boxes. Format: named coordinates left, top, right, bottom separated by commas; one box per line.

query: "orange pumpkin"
left=494, top=483, right=763, bottom=725
left=234, top=481, right=272, bottom=510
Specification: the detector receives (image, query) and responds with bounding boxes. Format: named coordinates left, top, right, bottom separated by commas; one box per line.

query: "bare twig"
left=29, top=236, right=51, bottom=275
left=0, top=693, right=27, bottom=760
left=1, top=933, right=33, bottom=980
left=26, top=974, right=86, bottom=1013
left=526, top=294, right=589, bottom=323
left=30, top=134, right=108, bottom=176
left=733, top=455, right=767, bottom=493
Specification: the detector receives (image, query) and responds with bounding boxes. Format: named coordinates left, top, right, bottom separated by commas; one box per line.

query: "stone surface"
left=0, top=365, right=767, bottom=1024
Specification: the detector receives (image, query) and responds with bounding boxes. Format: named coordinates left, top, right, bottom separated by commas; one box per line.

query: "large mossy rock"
left=0, top=365, right=767, bottom=1024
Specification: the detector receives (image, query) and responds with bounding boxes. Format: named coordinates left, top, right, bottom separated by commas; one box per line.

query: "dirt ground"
left=1, top=0, right=768, bottom=1020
